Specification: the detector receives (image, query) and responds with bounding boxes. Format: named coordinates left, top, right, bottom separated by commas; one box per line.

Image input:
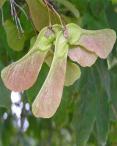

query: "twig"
left=9, top=0, right=25, bottom=34
left=43, top=0, right=64, bottom=27
left=13, top=1, right=28, bottom=20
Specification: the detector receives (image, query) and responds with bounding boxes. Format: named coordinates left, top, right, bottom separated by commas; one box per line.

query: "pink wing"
left=78, top=29, right=116, bottom=59
left=68, top=47, right=97, bottom=67
left=32, top=56, right=67, bottom=118
left=1, top=51, right=47, bottom=92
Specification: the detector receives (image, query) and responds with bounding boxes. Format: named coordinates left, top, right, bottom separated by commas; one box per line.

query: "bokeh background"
left=0, top=0, right=117, bottom=146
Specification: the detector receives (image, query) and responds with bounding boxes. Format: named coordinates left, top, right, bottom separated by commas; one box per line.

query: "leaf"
left=32, top=31, right=69, bottom=118
left=68, top=46, right=98, bottom=67
left=0, top=25, right=25, bottom=62
left=78, top=29, right=116, bottom=59
left=109, top=66, right=117, bottom=121
left=0, top=0, right=6, bottom=7
left=3, top=20, right=26, bottom=51
left=73, top=69, right=96, bottom=146
left=52, top=84, right=78, bottom=127
left=0, top=79, right=11, bottom=109
left=25, top=0, right=59, bottom=31
left=70, top=0, right=89, bottom=13
left=73, top=61, right=110, bottom=146
left=89, top=0, right=109, bottom=18
left=112, top=0, right=117, bottom=4
left=0, top=63, right=11, bottom=109
left=95, top=63, right=110, bottom=146
left=55, top=0, right=80, bottom=19
left=96, top=93, right=109, bottom=146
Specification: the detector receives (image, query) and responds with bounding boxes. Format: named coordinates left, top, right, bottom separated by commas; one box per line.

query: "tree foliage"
left=0, top=0, right=117, bottom=146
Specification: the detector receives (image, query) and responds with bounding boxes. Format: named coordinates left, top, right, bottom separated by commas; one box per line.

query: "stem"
left=9, top=0, right=24, bottom=34
left=43, top=0, right=64, bottom=27
left=13, top=1, right=28, bottom=20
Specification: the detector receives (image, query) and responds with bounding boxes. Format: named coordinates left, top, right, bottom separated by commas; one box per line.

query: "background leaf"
left=0, top=0, right=116, bottom=146
left=0, top=63, right=11, bottom=109
left=3, top=20, right=26, bottom=51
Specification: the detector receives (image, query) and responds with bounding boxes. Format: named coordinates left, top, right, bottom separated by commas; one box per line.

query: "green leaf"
left=112, top=0, right=117, bottom=4
left=73, top=61, right=110, bottom=146
left=3, top=20, right=26, bottom=51
left=0, top=0, right=6, bottom=8
left=0, top=63, right=11, bottom=109
left=94, top=63, right=110, bottom=146
left=55, top=0, right=80, bottom=19
left=109, top=66, right=117, bottom=121
left=70, top=0, right=89, bottom=13
left=73, top=69, right=96, bottom=146
left=96, top=94, right=109, bottom=146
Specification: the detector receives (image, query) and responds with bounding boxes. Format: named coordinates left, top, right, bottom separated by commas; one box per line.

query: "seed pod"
left=78, top=29, right=116, bottom=59
left=68, top=46, right=98, bottom=67
left=45, top=51, right=81, bottom=86
left=1, top=25, right=61, bottom=92
left=67, top=24, right=116, bottom=67
left=65, top=61, right=81, bottom=86
left=32, top=31, right=69, bottom=118
left=66, top=23, right=82, bottom=45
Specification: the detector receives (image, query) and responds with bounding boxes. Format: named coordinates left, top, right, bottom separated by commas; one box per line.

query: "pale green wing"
left=32, top=31, right=68, bottom=118
left=65, top=61, right=81, bottom=86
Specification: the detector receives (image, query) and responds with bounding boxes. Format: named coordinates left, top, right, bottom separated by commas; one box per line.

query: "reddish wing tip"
left=1, top=51, right=46, bottom=92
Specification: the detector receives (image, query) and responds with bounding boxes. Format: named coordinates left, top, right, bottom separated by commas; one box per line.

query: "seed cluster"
left=1, top=23, right=116, bottom=118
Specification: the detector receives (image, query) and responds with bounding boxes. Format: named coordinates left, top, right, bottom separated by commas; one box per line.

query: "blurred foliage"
left=0, top=0, right=117, bottom=146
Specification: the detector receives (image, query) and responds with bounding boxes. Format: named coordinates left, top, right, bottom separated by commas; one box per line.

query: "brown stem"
left=43, top=0, right=64, bottom=27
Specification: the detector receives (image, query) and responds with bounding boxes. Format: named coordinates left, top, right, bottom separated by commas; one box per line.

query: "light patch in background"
left=3, top=112, right=8, bottom=120
left=11, top=103, right=23, bottom=118
left=61, top=129, right=72, bottom=142
left=17, top=118, right=29, bottom=132
left=11, top=91, right=29, bottom=131
left=11, top=91, right=21, bottom=103
left=25, top=103, right=30, bottom=111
